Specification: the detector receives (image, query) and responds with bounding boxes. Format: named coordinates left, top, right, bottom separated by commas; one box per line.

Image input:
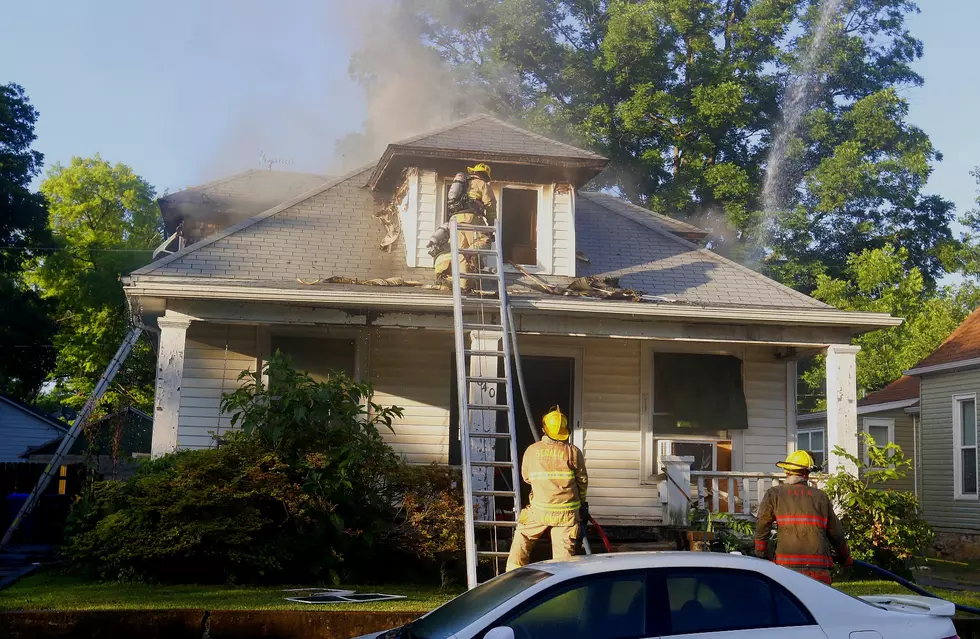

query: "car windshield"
left=405, top=568, right=552, bottom=639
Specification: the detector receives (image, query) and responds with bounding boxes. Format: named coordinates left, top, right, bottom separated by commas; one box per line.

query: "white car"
left=357, top=552, right=958, bottom=639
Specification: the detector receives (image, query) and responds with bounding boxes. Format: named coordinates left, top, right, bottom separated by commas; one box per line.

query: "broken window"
left=500, top=187, right=538, bottom=265
left=653, top=353, right=748, bottom=436
left=269, top=336, right=356, bottom=382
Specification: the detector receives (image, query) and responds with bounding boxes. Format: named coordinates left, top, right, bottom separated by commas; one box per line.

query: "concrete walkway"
left=0, top=545, right=53, bottom=591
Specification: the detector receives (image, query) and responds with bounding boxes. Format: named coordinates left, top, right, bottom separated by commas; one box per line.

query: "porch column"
left=826, top=344, right=860, bottom=476
left=151, top=314, right=192, bottom=458
left=469, top=331, right=500, bottom=521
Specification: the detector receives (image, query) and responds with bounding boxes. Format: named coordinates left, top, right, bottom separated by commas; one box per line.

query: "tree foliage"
left=825, top=433, right=933, bottom=575
left=0, top=83, right=57, bottom=399
left=350, top=0, right=951, bottom=286
left=801, top=245, right=968, bottom=396
left=30, top=156, right=161, bottom=413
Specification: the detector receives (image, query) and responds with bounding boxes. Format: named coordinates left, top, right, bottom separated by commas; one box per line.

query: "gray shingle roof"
left=581, top=192, right=708, bottom=239
left=134, top=168, right=826, bottom=311
left=395, top=114, right=606, bottom=160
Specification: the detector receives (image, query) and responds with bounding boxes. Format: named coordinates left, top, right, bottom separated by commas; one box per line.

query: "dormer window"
left=500, top=187, right=538, bottom=266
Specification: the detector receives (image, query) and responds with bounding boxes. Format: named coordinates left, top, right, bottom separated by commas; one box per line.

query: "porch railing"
left=691, top=471, right=829, bottom=518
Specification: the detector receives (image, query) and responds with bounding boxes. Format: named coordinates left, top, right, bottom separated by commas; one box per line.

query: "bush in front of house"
left=63, top=352, right=406, bottom=584
left=825, top=433, right=934, bottom=577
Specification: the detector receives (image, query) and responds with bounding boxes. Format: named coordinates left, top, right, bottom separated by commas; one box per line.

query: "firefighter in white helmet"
left=505, top=407, right=589, bottom=571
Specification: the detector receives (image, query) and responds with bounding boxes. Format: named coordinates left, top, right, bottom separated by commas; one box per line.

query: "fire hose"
left=853, top=559, right=980, bottom=616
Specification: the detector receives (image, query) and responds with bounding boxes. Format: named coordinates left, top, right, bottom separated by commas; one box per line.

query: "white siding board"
left=741, top=358, right=789, bottom=473
left=176, top=324, right=257, bottom=450
left=416, top=170, right=439, bottom=268
left=370, top=329, right=453, bottom=464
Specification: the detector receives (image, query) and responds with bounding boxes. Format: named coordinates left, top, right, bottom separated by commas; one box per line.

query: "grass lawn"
left=4, top=571, right=980, bottom=615
left=0, top=571, right=458, bottom=612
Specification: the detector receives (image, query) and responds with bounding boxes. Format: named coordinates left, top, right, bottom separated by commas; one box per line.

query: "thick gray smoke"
left=328, top=0, right=486, bottom=172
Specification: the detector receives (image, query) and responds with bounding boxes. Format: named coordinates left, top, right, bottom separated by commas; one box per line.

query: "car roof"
left=533, top=551, right=779, bottom=577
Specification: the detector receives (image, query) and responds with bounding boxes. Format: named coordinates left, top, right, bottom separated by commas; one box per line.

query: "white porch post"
left=151, top=314, right=192, bottom=458
left=469, top=331, right=500, bottom=520
left=826, top=344, right=860, bottom=476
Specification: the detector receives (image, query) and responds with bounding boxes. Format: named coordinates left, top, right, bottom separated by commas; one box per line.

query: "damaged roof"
left=159, top=169, right=330, bottom=235
left=133, top=167, right=826, bottom=312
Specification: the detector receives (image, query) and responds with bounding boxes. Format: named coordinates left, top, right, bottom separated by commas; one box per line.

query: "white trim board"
left=905, top=357, right=980, bottom=377
left=797, top=398, right=919, bottom=423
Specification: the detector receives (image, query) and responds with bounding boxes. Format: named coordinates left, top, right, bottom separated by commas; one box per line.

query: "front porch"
left=142, top=291, right=868, bottom=528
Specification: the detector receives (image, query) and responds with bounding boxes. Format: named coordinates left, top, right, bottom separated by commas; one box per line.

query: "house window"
left=269, top=336, right=357, bottom=382
left=653, top=353, right=748, bottom=437
left=954, top=394, right=978, bottom=499
left=863, top=417, right=895, bottom=466
left=796, top=429, right=826, bottom=470
left=658, top=440, right=718, bottom=471
left=500, top=187, right=538, bottom=265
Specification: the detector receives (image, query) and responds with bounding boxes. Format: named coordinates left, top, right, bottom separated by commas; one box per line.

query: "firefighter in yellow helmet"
left=754, top=449, right=852, bottom=585
left=442, top=163, right=497, bottom=292
left=505, top=407, right=589, bottom=571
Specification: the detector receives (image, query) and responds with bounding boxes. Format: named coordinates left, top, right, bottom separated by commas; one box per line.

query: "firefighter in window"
left=428, top=164, right=497, bottom=293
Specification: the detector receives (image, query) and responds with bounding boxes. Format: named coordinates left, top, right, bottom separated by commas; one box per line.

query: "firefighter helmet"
left=542, top=406, right=569, bottom=441
left=466, top=163, right=492, bottom=179
left=434, top=252, right=454, bottom=278
left=777, top=449, right=818, bottom=474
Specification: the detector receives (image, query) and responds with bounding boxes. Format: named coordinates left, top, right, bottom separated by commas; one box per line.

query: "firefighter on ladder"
left=506, top=407, right=589, bottom=571
left=754, top=449, right=852, bottom=584
left=429, top=163, right=497, bottom=293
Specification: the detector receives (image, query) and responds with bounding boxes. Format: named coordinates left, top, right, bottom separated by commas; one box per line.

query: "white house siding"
left=920, top=369, right=980, bottom=533
left=552, top=185, right=575, bottom=276
left=370, top=329, right=453, bottom=465
left=740, top=354, right=792, bottom=473
left=415, top=170, right=439, bottom=268
left=177, top=323, right=258, bottom=450
left=0, top=401, right=64, bottom=463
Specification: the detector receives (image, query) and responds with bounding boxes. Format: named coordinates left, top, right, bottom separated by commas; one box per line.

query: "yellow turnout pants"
left=450, top=212, right=491, bottom=291
left=505, top=520, right=580, bottom=572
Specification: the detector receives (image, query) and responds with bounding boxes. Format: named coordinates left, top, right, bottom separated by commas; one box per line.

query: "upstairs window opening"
left=501, top=187, right=537, bottom=266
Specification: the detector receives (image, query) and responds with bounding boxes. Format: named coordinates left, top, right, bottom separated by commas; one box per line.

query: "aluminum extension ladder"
left=0, top=327, right=143, bottom=550
left=448, top=216, right=523, bottom=589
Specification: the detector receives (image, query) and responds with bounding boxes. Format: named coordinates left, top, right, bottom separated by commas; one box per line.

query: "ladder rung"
left=463, top=323, right=504, bottom=331
left=466, top=403, right=510, bottom=411
left=455, top=223, right=495, bottom=232
left=467, top=350, right=506, bottom=357
left=458, top=248, right=497, bottom=256
left=471, top=460, right=514, bottom=468
left=466, top=376, right=509, bottom=384
left=468, top=431, right=511, bottom=439
left=475, top=520, right=518, bottom=527
left=477, top=551, right=511, bottom=558
left=473, top=490, right=517, bottom=497
left=457, top=271, right=498, bottom=280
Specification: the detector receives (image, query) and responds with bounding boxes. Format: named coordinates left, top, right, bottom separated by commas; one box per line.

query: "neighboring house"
left=0, top=396, right=67, bottom=465
left=124, top=114, right=899, bottom=526
left=796, top=375, right=920, bottom=494
left=906, top=306, right=980, bottom=545
left=21, top=407, right=153, bottom=481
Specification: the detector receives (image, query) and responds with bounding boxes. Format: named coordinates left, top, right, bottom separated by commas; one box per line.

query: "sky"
left=1, top=1, right=979, bottom=221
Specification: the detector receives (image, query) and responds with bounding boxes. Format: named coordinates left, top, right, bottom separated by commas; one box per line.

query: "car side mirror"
left=485, top=627, right=515, bottom=639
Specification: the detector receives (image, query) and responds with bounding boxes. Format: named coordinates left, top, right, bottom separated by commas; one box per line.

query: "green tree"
left=801, top=245, right=967, bottom=397
left=0, top=83, right=58, bottom=399
left=357, top=0, right=952, bottom=286
left=31, top=156, right=161, bottom=414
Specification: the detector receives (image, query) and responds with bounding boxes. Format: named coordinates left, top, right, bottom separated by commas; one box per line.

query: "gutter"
left=123, top=278, right=901, bottom=330
left=904, top=357, right=980, bottom=377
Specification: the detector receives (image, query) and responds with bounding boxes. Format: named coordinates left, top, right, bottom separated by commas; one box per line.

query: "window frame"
left=497, top=184, right=542, bottom=268
left=656, top=439, right=720, bottom=472
left=861, top=417, right=895, bottom=467
left=795, top=428, right=826, bottom=469
left=478, top=569, right=652, bottom=639
left=953, top=393, right=978, bottom=501
left=648, top=567, right=818, bottom=636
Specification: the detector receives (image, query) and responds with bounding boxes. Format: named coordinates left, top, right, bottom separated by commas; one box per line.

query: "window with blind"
left=955, top=395, right=978, bottom=499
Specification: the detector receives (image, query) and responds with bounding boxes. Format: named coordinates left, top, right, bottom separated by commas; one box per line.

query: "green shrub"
left=825, top=433, right=934, bottom=576
left=63, top=353, right=403, bottom=584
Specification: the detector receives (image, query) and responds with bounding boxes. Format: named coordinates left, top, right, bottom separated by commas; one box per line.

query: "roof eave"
left=367, top=144, right=610, bottom=190
left=904, top=357, right=980, bottom=377
left=124, top=277, right=901, bottom=330
left=797, top=397, right=920, bottom=423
